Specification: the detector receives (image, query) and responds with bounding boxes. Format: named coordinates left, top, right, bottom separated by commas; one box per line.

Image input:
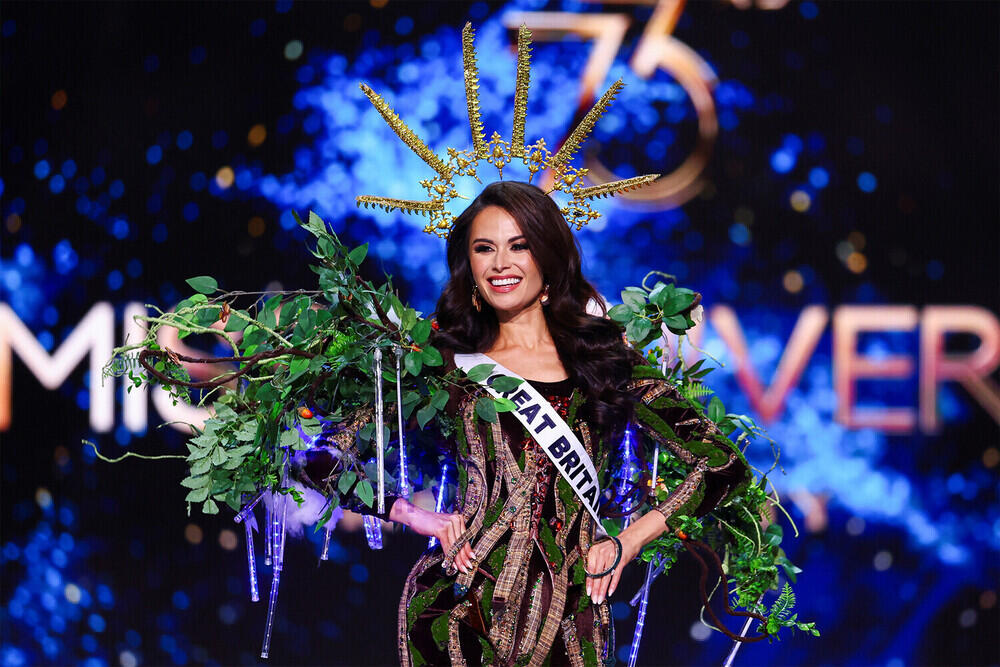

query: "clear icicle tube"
left=263, top=501, right=272, bottom=566
left=363, top=514, right=384, bottom=550
left=234, top=489, right=265, bottom=524
left=320, top=526, right=332, bottom=561
left=394, top=346, right=410, bottom=498
left=244, top=519, right=259, bottom=602
left=627, top=559, right=657, bottom=667
left=427, top=462, right=449, bottom=549
left=626, top=444, right=661, bottom=666
left=260, top=490, right=287, bottom=659
left=373, top=347, right=386, bottom=514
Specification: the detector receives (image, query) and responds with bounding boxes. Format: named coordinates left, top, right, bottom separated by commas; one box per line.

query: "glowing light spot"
left=728, top=223, right=751, bottom=246
left=770, top=149, right=795, bottom=174
left=172, top=591, right=190, bottom=610
left=857, top=171, right=877, bottom=192
left=873, top=550, right=892, bottom=571
left=34, top=160, right=51, bottom=179
left=689, top=621, right=712, bottom=642
left=6, top=213, right=22, bottom=233
left=120, top=651, right=138, bottom=667
left=184, top=524, right=203, bottom=545
left=926, top=259, right=944, bottom=280
left=183, top=202, right=200, bottom=222
left=35, top=487, right=53, bottom=509
left=218, top=529, right=237, bottom=551
left=54, top=446, right=70, bottom=466
left=799, top=1, right=819, bottom=19
left=51, top=89, right=67, bottom=110
left=982, top=447, right=999, bottom=468
left=49, top=174, right=65, bottom=194
left=108, top=179, right=125, bottom=199
left=846, top=516, right=865, bottom=536
left=790, top=189, right=811, bottom=212
left=64, top=584, right=82, bottom=604
left=782, top=270, right=804, bottom=293
left=733, top=206, right=754, bottom=225
left=284, top=40, right=303, bottom=61
left=215, top=166, right=234, bottom=189
left=145, top=145, right=162, bottom=165
left=249, top=18, right=266, bottom=37
left=847, top=230, right=866, bottom=251
left=958, top=608, right=977, bottom=628
left=835, top=241, right=854, bottom=262
left=846, top=252, right=867, bottom=274
left=248, top=124, right=267, bottom=147
left=370, top=0, right=388, bottom=8
left=980, top=590, right=997, bottom=609
left=808, top=167, right=829, bottom=188
left=395, top=16, right=414, bottom=35
left=248, top=216, right=266, bottom=237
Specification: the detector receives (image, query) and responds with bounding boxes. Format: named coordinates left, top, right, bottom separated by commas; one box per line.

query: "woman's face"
left=467, top=205, right=545, bottom=317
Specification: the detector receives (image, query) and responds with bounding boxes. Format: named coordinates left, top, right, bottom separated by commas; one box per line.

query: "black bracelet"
left=584, top=535, right=623, bottom=578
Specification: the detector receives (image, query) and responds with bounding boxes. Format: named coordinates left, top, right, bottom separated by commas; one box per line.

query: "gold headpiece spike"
left=359, top=83, right=451, bottom=177
left=575, top=174, right=660, bottom=200
left=511, top=24, right=532, bottom=158
left=356, top=195, right=445, bottom=215
left=462, top=23, right=487, bottom=159
left=551, top=79, right=625, bottom=169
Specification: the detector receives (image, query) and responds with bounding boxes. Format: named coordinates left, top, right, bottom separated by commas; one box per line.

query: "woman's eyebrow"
left=471, top=238, right=495, bottom=244
left=507, top=235, right=526, bottom=243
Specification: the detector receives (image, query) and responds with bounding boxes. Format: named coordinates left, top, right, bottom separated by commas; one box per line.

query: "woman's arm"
left=586, top=372, right=749, bottom=604
left=388, top=498, right=477, bottom=573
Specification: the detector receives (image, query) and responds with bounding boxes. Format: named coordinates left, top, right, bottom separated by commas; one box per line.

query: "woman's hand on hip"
left=585, top=533, right=640, bottom=604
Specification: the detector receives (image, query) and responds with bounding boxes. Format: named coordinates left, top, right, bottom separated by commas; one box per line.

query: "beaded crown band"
left=355, top=23, right=659, bottom=238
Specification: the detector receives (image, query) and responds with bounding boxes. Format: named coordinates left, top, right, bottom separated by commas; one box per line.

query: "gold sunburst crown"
left=355, top=23, right=659, bottom=238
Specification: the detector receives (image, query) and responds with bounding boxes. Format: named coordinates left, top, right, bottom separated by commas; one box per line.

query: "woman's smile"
left=487, top=274, right=522, bottom=292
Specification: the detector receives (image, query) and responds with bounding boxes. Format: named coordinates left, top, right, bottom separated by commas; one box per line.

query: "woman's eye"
left=473, top=244, right=493, bottom=253
left=512, top=243, right=529, bottom=251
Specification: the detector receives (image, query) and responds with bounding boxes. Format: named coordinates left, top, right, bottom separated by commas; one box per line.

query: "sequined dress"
left=393, top=365, right=748, bottom=667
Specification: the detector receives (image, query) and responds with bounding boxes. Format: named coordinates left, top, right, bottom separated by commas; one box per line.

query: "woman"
left=326, top=181, right=748, bottom=666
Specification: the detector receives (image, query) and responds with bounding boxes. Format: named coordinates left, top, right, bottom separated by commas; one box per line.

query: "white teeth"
left=490, top=277, right=521, bottom=287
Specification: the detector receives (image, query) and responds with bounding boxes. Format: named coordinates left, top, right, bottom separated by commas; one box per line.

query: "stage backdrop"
left=1, top=1, right=997, bottom=666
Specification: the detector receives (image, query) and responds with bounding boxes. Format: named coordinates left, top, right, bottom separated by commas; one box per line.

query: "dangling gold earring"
left=471, top=283, right=482, bottom=312
left=539, top=284, right=550, bottom=306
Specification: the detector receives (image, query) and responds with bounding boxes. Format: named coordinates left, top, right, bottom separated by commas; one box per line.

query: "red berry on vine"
left=299, top=407, right=314, bottom=419
left=676, top=530, right=688, bottom=541
left=431, top=320, right=439, bottom=330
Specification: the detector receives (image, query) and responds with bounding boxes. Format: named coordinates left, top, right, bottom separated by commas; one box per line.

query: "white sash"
left=453, top=352, right=603, bottom=524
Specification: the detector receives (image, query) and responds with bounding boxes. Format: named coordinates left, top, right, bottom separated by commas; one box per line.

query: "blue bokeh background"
left=1, top=1, right=997, bottom=665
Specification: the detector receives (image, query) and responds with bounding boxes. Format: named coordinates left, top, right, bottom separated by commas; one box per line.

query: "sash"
left=453, top=353, right=603, bottom=524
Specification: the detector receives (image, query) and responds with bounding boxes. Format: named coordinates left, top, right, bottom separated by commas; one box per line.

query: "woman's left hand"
left=586, top=533, right=640, bottom=604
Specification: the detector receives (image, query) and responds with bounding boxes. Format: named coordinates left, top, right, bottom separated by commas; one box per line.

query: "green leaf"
left=648, top=281, right=672, bottom=307
left=608, top=304, right=633, bottom=323
left=421, top=346, right=443, bottom=367
left=621, top=290, right=646, bottom=312
left=181, top=474, right=211, bottom=489
left=411, top=319, right=432, bottom=344
left=708, top=396, right=725, bottom=423
left=279, top=429, right=301, bottom=449
left=356, top=480, right=374, bottom=508
left=185, top=486, right=210, bottom=503
left=764, top=523, right=784, bottom=547
left=490, top=376, right=523, bottom=393
left=278, top=300, right=300, bottom=329
left=404, top=351, right=423, bottom=376
left=235, top=421, right=257, bottom=441
left=476, top=398, right=498, bottom=423
left=625, top=318, right=653, bottom=342
left=189, top=294, right=208, bottom=304
left=210, top=447, right=228, bottom=466
left=287, top=357, right=310, bottom=381
left=202, top=499, right=219, bottom=515
left=186, top=276, right=218, bottom=294
left=416, top=404, right=437, bottom=429
left=493, top=397, right=516, bottom=413
left=660, top=291, right=696, bottom=316
left=190, top=456, right=212, bottom=475
left=338, top=470, right=358, bottom=495
left=401, top=308, right=418, bottom=331
left=348, top=243, right=369, bottom=265
left=431, top=388, right=450, bottom=410
left=299, top=417, right=323, bottom=436
left=663, top=314, right=687, bottom=330
left=465, top=363, right=495, bottom=383
left=224, top=309, right=248, bottom=332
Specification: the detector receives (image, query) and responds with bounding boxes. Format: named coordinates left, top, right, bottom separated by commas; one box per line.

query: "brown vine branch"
left=139, top=347, right=315, bottom=390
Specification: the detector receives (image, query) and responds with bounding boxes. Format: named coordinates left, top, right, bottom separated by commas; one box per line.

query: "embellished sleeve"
left=628, top=366, right=750, bottom=525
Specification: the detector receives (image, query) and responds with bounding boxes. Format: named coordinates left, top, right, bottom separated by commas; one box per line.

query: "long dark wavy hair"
left=433, top=181, right=635, bottom=438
